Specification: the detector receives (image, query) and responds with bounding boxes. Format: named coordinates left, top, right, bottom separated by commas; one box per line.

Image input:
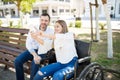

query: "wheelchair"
left=64, top=40, right=120, bottom=80
left=40, top=39, right=92, bottom=80
left=42, top=40, right=120, bottom=80
left=77, top=62, right=120, bottom=80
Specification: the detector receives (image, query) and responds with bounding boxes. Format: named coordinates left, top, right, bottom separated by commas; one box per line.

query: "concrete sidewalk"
left=0, top=64, right=29, bottom=80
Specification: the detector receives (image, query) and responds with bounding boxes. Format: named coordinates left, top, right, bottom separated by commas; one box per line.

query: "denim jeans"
left=34, top=57, right=78, bottom=80
left=14, top=50, right=46, bottom=80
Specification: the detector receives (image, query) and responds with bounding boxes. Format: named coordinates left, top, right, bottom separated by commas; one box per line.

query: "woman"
left=34, top=20, right=78, bottom=80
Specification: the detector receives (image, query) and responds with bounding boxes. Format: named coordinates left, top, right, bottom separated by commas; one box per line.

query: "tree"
left=20, top=0, right=36, bottom=14
left=102, top=0, right=113, bottom=58
left=3, top=0, right=36, bottom=15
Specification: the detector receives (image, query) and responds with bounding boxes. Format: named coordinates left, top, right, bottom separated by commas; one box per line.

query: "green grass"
left=92, top=53, right=120, bottom=68
left=77, top=30, right=120, bottom=70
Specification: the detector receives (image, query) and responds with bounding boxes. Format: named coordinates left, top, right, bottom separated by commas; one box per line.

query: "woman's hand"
left=30, top=31, right=39, bottom=40
left=30, top=31, right=44, bottom=45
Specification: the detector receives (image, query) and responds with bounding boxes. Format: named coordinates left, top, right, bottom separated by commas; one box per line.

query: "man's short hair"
left=40, top=13, right=50, bottom=21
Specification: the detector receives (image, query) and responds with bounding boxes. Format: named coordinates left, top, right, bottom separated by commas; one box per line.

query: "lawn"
left=77, top=29, right=120, bottom=67
left=77, top=29, right=120, bottom=80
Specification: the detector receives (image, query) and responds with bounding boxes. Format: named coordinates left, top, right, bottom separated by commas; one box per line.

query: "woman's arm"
left=30, top=31, right=44, bottom=45
left=40, top=31, right=56, bottom=40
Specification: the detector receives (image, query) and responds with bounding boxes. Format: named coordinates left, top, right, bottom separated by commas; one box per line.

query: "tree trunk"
left=95, top=3, right=100, bottom=41
left=16, top=0, right=21, bottom=16
left=103, top=3, right=113, bottom=58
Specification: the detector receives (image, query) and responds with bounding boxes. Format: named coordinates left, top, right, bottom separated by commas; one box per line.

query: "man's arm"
left=26, top=32, right=41, bottom=64
left=26, top=32, right=36, bottom=53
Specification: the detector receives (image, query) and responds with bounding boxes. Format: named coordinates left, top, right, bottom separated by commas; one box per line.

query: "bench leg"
left=4, top=65, right=9, bottom=70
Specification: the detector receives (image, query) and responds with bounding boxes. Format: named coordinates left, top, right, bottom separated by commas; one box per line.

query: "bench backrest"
left=0, top=27, right=29, bottom=51
left=0, top=27, right=30, bottom=73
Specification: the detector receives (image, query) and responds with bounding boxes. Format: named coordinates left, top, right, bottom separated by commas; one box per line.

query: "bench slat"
left=0, top=37, right=25, bottom=44
left=0, top=59, right=14, bottom=67
left=0, top=52, right=15, bottom=61
left=0, top=32, right=27, bottom=39
left=0, top=49, right=19, bottom=56
left=0, top=41, right=26, bottom=50
left=0, top=27, right=29, bottom=34
left=0, top=45, right=24, bottom=53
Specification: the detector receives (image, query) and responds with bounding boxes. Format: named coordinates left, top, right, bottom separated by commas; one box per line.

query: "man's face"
left=40, top=16, right=50, bottom=31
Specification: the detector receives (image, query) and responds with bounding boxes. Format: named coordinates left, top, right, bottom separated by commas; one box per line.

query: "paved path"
left=0, top=64, right=29, bottom=80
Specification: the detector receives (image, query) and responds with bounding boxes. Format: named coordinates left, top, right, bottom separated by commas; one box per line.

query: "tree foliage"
left=3, top=0, right=36, bottom=14
left=20, top=0, right=36, bottom=13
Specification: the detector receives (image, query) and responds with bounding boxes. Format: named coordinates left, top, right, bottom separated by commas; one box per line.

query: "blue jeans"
left=34, top=57, right=78, bottom=80
left=14, top=50, right=46, bottom=80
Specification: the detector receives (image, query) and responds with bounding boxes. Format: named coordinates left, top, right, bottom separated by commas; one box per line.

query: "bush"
left=16, top=20, right=21, bottom=28
left=99, top=22, right=106, bottom=30
left=9, top=21, right=13, bottom=27
left=69, top=22, right=73, bottom=27
left=9, top=20, right=22, bottom=28
left=75, top=20, right=81, bottom=28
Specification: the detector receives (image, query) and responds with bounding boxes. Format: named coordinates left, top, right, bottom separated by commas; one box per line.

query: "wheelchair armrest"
left=78, top=56, right=91, bottom=63
left=64, top=57, right=91, bottom=80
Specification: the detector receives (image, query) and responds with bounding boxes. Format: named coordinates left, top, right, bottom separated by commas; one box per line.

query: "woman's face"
left=54, top=22, right=63, bottom=33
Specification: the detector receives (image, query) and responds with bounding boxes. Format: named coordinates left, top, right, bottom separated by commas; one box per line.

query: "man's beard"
left=40, top=24, right=47, bottom=31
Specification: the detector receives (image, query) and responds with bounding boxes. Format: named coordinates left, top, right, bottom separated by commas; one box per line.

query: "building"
left=0, top=0, right=120, bottom=19
left=82, top=0, right=120, bottom=19
left=0, top=0, right=71, bottom=17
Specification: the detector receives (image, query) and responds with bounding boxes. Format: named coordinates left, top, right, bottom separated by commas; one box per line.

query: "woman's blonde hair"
left=56, top=20, right=68, bottom=33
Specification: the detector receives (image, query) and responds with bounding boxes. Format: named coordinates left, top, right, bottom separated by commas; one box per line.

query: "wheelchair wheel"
left=76, top=62, right=104, bottom=80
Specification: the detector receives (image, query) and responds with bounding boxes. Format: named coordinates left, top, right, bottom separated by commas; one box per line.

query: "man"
left=14, top=13, right=54, bottom=80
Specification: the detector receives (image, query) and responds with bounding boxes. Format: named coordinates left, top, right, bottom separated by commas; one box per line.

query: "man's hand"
left=39, top=30, right=44, bottom=37
left=33, top=54, right=41, bottom=64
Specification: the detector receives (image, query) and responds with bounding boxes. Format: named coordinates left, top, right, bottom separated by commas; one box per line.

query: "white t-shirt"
left=26, top=26, right=54, bottom=54
left=54, top=32, right=78, bottom=64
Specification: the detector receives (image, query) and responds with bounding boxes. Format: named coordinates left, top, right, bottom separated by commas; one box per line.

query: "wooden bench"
left=0, top=27, right=30, bottom=74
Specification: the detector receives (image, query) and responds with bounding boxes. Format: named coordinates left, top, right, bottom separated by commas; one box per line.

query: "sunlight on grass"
left=77, top=30, right=120, bottom=70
